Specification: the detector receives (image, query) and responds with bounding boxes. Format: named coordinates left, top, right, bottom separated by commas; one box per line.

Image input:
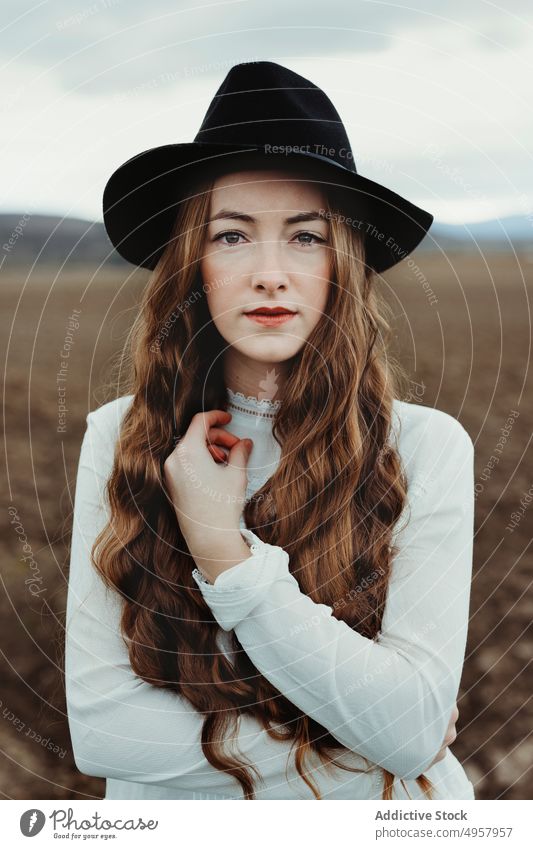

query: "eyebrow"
left=207, top=209, right=327, bottom=225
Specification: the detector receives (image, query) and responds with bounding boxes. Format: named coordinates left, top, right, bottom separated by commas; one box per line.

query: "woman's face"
left=201, top=168, right=331, bottom=368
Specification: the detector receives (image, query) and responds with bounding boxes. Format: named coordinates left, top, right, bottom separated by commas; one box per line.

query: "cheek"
left=201, top=255, right=226, bottom=317
left=203, top=273, right=239, bottom=335
left=201, top=242, right=237, bottom=277
left=305, top=259, right=331, bottom=313
left=205, top=287, right=225, bottom=325
left=309, top=291, right=329, bottom=331
left=200, top=246, right=232, bottom=284
left=200, top=253, right=217, bottom=283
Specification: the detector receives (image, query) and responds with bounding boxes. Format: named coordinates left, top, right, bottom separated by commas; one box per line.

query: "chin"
left=237, top=338, right=304, bottom=361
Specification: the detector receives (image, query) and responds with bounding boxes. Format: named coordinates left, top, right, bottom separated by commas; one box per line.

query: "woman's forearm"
left=189, top=529, right=253, bottom=584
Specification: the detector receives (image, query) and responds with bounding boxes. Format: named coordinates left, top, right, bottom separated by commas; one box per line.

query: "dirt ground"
left=1, top=251, right=532, bottom=800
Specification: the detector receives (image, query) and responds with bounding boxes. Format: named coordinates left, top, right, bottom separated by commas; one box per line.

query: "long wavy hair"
left=90, top=157, right=435, bottom=800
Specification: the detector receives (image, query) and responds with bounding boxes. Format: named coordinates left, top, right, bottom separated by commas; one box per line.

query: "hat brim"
left=102, top=141, right=433, bottom=274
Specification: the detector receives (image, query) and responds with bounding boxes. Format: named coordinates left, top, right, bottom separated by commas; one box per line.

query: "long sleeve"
left=193, top=408, right=475, bottom=781
left=65, top=404, right=239, bottom=791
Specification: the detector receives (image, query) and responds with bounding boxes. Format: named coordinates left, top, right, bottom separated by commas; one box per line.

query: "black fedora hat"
left=103, top=60, right=434, bottom=274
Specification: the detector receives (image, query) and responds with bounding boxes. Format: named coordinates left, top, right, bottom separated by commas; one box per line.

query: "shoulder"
left=77, top=395, right=134, bottom=482
left=391, top=398, right=474, bottom=489
left=86, top=393, right=134, bottom=443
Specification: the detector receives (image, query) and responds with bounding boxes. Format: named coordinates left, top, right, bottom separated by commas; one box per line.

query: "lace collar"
left=225, top=386, right=282, bottom=419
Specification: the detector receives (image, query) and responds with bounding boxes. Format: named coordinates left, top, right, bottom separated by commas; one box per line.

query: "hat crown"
left=193, top=61, right=357, bottom=174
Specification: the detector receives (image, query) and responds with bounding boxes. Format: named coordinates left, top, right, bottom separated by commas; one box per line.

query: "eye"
left=293, top=231, right=327, bottom=247
left=212, top=230, right=246, bottom=246
left=211, top=230, right=327, bottom=247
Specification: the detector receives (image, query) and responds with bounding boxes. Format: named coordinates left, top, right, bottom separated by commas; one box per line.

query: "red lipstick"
left=244, top=306, right=297, bottom=326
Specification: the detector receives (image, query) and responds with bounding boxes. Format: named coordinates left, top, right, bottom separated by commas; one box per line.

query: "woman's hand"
left=163, top=409, right=253, bottom=550
left=426, top=702, right=459, bottom=769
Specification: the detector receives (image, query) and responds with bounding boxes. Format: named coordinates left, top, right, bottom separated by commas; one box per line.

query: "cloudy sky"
left=2, top=0, right=532, bottom=225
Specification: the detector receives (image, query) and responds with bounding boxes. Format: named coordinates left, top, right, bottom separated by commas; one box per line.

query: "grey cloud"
left=2, top=0, right=531, bottom=95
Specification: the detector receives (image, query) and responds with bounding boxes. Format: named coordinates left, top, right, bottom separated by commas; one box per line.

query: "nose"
left=249, top=238, right=290, bottom=292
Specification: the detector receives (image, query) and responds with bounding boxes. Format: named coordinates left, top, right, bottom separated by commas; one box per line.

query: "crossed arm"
left=191, top=417, right=474, bottom=779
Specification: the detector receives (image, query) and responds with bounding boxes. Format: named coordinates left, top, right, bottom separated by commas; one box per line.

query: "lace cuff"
left=191, top=529, right=296, bottom=631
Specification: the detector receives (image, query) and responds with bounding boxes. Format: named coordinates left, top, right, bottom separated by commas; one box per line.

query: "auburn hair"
left=91, top=157, right=435, bottom=800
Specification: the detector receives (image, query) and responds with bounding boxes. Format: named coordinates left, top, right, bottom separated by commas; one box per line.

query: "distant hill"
left=0, top=214, right=128, bottom=268
left=417, top=214, right=533, bottom=252
left=0, top=212, right=531, bottom=268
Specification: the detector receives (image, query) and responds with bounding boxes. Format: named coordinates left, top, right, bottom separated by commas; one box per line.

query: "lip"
left=244, top=312, right=297, bottom=326
left=244, top=307, right=297, bottom=315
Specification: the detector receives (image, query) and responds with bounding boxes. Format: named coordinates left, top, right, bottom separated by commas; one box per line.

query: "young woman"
left=65, top=62, right=475, bottom=801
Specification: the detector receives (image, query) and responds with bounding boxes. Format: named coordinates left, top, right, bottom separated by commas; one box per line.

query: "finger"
left=207, top=427, right=240, bottom=449
left=206, top=427, right=239, bottom=463
left=208, top=444, right=227, bottom=463
left=451, top=703, right=460, bottom=722
left=190, top=410, right=232, bottom=442
left=226, top=437, right=253, bottom=469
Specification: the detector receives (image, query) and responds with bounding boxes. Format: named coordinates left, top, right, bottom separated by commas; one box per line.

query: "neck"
left=223, top=350, right=290, bottom=404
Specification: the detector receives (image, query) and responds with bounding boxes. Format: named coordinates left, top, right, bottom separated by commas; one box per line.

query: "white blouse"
left=65, top=388, right=476, bottom=800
